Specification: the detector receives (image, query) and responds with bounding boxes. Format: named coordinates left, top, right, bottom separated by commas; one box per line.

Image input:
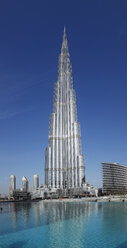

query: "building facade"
left=33, top=174, right=39, bottom=190
left=102, top=162, right=127, bottom=194
left=45, top=28, right=85, bottom=189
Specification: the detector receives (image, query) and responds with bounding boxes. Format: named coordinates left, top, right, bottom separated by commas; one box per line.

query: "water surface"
left=0, top=201, right=127, bottom=248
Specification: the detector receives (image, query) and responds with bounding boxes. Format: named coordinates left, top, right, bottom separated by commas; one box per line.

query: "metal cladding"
left=45, top=28, right=85, bottom=189
left=102, top=162, right=127, bottom=194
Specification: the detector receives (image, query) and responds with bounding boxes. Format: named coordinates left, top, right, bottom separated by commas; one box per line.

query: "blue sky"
left=0, top=0, right=127, bottom=194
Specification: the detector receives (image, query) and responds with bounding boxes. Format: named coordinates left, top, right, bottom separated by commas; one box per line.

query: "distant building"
left=33, top=174, right=39, bottom=190
left=13, top=189, right=30, bottom=201
left=31, top=184, right=48, bottom=200
left=102, top=162, right=127, bottom=195
left=10, top=175, right=16, bottom=196
left=22, top=176, right=29, bottom=192
left=98, top=188, right=103, bottom=197
left=82, top=182, right=98, bottom=197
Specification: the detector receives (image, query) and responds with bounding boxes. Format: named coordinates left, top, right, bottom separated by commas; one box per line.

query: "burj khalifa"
left=45, top=28, right=85, bottom=189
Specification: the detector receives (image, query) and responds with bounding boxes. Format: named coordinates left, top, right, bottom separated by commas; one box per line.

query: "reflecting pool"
left=0, top=201, right=127, bottom=247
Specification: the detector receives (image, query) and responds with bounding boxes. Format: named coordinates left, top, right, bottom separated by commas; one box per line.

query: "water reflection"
left=33, top=203, right=41, bottom=226
left=0, top=200, right=100, bottom=235
left=102, top=202, right=127, bottom=232
left=1, top=202, right=127, bottom=248
left=42, top=201, right=99, bottom=224
left=9, top=202, right=31, bottom=228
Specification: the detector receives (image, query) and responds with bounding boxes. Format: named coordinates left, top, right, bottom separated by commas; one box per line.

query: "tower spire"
left=61, top=26, right=68, bottom=52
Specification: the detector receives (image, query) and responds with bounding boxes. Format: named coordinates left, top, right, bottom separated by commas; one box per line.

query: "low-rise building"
left=13, top=189, right=31, bottom=201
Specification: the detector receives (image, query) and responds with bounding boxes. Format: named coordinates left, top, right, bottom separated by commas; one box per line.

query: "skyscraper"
left=33, top=174, right=39, bottom=190
left=10, top=175, right=16, bottom=195
left=22, top=176, right=29, bottom=192
left=45, top=28, right=85, bottom=189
